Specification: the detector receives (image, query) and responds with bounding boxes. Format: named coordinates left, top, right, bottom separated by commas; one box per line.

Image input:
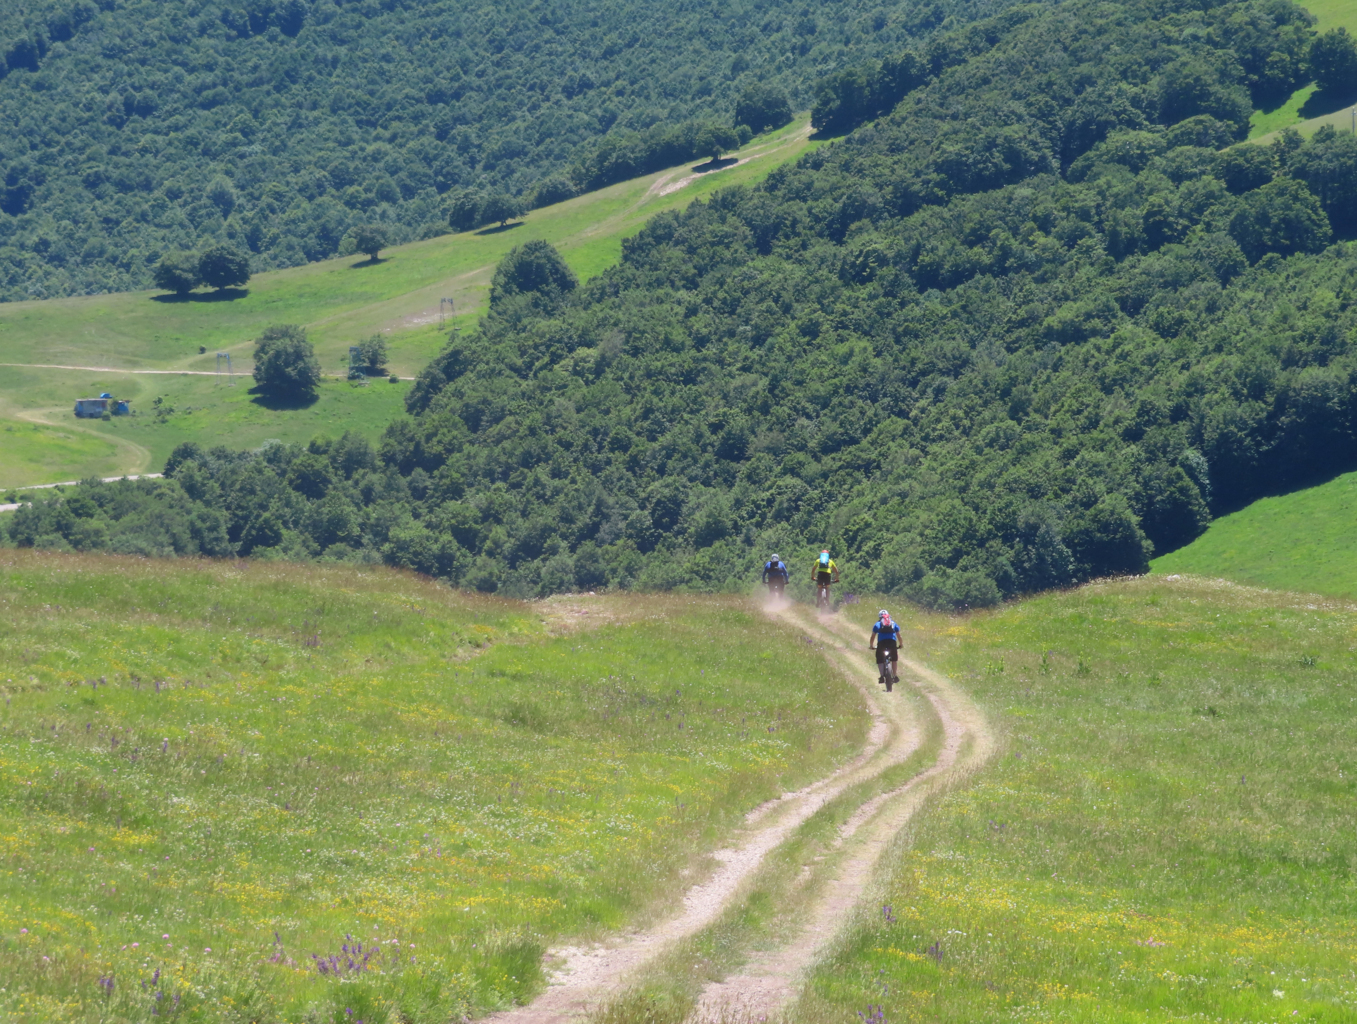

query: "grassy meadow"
left=1152, top=469, right=1357, bottom=598
left=0, top=372, right=410, bottom=490
left=791, top=579, right=1357, bottom=1022
left=0, top=120, right=816, bottom=489
left=0, top=550, right=866, bottom=1023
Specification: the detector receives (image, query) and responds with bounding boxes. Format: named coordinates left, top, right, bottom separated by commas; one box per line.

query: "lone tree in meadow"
left=152, top=250, right=201, bottom=295
left=480, top=192, right=524, bottom=228
left=694, top=123, right=741, bottom=164
left=197, top=243, right=251, bottom=291
left=353, top=224, right=390, bottom=261
left=253, top=324, right=321, bottom=399
left=354, top=333, right=388, bottom=374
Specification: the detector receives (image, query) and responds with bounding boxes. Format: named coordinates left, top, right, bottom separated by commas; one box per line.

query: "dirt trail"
left=691, top=608, right=995, bottom=1021
left=485, top=599, right=924, bottom=1024
left=486, top=601, right=991, bottom=1024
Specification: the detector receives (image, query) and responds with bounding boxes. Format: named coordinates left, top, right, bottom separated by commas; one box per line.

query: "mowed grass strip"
left=0, top=551, right=867, bottom=1024
left=792, top=579, right=1357, bottom=1023
left=1152, top=468, right=1357, bottom=599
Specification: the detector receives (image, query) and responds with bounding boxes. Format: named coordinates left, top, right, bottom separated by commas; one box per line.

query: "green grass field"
left=0, top=551, right=866, bottom=1024
left=793, top=578, right=1357, bottom=1022
left=0, top=121, right=817, bottom=489
left=1150, top=470, right=1357, bottom=598
left=1250, top=0, right=1357, bottom=140
left=0, top=370, right=410, bottom=489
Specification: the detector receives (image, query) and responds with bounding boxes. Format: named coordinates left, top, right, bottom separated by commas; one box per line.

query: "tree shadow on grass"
left=247, top=385, right=318, bottom=411
left=1299, top=88, right=1357, bottom=120
left=692, top=156, right=738, bottom=173
left=473, top=221, right=526, bottom=236
left=809, top=125, right=855, bottom=143
left=348, top=256, right=388, bottom=269
left=150, top=288, right=250, bottom=304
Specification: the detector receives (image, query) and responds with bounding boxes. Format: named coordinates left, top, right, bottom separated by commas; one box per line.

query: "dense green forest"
left=8, top=0, right=1357, bottom=609
left=0, top=0, right=989, bottom=301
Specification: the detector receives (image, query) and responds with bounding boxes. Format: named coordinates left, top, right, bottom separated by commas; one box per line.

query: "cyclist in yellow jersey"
left=811, top=550, right=839, bottom=609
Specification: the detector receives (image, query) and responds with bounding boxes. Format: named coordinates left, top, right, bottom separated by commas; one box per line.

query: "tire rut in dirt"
left=484, top=601, right=927, bottom=1024
left=688, top=607, right=994, bottom=1022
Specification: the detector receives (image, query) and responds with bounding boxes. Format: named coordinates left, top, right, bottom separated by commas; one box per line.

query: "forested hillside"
left=10, top=0, right=1357, bottom=610
left=0, top=0, right=986, bottom=301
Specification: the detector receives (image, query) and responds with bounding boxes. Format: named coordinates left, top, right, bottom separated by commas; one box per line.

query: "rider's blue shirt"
left=763, top=560, right=788, bottom=582
left=872, top=621, right=901, bottom=643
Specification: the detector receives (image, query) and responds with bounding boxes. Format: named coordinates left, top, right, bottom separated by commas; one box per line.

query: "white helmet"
left=878, top=609, right=889, bottom=618
left=771, top=554, right=781, bottom=562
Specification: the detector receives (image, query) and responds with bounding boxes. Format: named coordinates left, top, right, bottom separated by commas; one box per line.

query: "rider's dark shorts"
left=875, top=638, right=898, bottom=663
left=816, top=570, right=833, bottom=586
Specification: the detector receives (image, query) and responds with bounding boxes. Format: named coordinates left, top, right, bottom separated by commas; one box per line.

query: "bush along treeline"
left=10, top=0, right=1357, bottom=611
left=0, top=0, right=987, bottom=302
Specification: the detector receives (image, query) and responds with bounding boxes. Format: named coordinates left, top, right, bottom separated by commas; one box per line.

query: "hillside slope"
left=0, top=0, right=987, bottom=300
left=0, top=550, right=866, bottom=1023
left=10, top=0, right=1357, bottom=607
left=0, top=120, right=816, bottom=489
left=1152, top=469, right=1357, bottom=598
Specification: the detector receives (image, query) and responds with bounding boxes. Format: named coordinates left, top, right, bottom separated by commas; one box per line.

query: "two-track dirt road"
left=488, top=601, right=994, bottom=1023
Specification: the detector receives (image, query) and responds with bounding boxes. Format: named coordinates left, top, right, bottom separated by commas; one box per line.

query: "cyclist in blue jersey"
left=761, top=554, right=790, bottom=598
left=869, top=609, right=901, bottom=691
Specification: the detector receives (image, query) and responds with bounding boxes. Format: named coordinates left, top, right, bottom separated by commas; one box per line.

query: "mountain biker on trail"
left=811, top=550, right=839, bottom=609
left=762, top=554, right=789, bottom=597
left=869, top=609, right=901, bottom=690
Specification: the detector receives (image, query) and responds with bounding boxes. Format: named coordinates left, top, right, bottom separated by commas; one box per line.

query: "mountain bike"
left=875, top=645, right=898, bottom=692
left=815, top=580, right=834, bottom=611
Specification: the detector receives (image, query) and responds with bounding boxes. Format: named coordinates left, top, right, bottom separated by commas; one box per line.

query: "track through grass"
left=791, top=578, right=1357, bottom=1023
left=0, top=552, right=866, bottom=1024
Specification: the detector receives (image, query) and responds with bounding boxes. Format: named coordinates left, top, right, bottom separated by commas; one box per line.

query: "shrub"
left=252, top=325, right=321, bottom=398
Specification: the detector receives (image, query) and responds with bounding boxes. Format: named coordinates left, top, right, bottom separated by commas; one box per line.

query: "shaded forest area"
left=0, top=0, right=990, bottom=300
left=10, top=0, right=1357, bottom=610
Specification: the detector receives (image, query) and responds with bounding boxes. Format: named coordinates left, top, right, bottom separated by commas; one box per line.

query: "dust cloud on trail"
left=485, top=601, right=990, bottom=1024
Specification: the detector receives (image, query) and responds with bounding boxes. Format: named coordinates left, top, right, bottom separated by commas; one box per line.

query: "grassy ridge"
left=793, top=579, right=1357, bottom=1022
left=0, top=552, right=865, bottom=1023
left=1151, top=470, right=1357, bottom=598
left=0, top=121, right=815, bottom=488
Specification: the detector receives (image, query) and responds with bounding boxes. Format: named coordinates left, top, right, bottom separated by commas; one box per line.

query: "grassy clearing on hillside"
left=1249, top=0, right=1357, bottom=139
left=1152, top=470, right=1357, bottom=598
left=0, top=419, right=126, bottom=490
left=0, top=371, right=410, bottom=488
left=792, top=579, right=1357, bottom=1023
left=0, top=552, right=866, bottom=1023
left=0, top=120, right=815, bottom=488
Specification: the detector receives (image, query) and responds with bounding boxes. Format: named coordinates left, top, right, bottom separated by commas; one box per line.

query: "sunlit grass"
left=794, top=578, right=1357, bottom=1022
left=0, top=551, right=866, bottom=1023
left=1249, top=84, right=1317, bottom=138
left=0, top=418, right=125, bottom=489
left=1152, top=468, right=1357, bottom=598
